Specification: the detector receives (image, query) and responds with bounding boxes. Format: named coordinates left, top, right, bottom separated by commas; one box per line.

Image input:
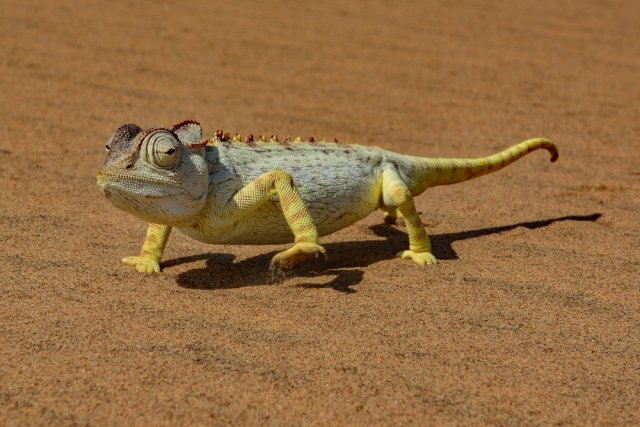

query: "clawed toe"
left=269, top=242, right=326, bottom=275
left=397, top=250, right=437, bottom=266
left=122, top=255, right=161, bottom=273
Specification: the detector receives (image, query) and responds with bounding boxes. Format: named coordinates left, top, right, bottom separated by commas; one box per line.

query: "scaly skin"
left=122, top=223, right=171, bottom=273
left=96, top=120, right=558, bottom=275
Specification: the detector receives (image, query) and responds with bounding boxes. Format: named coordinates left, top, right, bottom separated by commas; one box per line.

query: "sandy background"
left=1, top=0, right=639, bottom=425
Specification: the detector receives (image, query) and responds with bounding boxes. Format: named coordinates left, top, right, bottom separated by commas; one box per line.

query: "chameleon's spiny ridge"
left=209, top=128, right=340, bottom=148
left=97, top=119, right=558, bottom=275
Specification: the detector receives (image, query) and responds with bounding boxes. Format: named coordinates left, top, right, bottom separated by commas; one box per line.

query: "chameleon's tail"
left=413, top=138, right=558, bottom=191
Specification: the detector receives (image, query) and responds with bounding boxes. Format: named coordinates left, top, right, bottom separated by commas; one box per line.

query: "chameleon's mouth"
left=96, top=170, right=206, bottom=203
left=96, top=171, right=176, bottom=207
left=95, top=170, right=207, bottom=224
left=96, top=173, right=114, bottom=200
left=96, top=170, right=182, bottom=188
left=96, top=174, right=173, bottom=221
left=96, top=173, right=108, bottom=193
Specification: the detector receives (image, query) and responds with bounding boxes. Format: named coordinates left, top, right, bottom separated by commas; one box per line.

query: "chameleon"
left=96, top=120, right=558, bottom=274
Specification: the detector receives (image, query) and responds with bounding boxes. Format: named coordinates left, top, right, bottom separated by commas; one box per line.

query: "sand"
left=1, top=0, right=639, bottom=424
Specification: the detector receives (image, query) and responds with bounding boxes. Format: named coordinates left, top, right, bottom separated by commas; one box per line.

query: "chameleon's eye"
left=146, top=131, right=181, bottom=169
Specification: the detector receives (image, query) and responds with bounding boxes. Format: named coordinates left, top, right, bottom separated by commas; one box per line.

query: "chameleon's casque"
left=97, top=120, right=558, bottom=274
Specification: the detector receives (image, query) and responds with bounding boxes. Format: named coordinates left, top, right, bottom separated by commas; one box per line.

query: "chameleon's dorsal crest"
left=172, top=120, right=203, bottom=146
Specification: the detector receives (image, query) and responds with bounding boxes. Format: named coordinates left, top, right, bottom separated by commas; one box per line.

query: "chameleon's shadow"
left=173, top=213, right=601, bottom=293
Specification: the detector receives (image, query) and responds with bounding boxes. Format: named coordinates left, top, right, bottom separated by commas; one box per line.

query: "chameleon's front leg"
left=122, top=223, right=172, bottom=273
left=223, top=169, right=325, bottom=273
left=382, top=168, right=436, bottom=265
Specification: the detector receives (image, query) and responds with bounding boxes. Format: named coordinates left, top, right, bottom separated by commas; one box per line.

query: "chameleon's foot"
left=383, top=211, right=405, bottom=226
left=383, top=212, right=397, bottom=225
left=122, top=255, right=161, bottom=273
left=397, top=250, right=437, bottom=266
left=270, top=242, right=327, bottom=274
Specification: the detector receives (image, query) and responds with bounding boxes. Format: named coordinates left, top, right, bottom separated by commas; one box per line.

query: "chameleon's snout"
left=96, top=172, right=111, bottom=197
left=96, top=172, right=106, bottom=188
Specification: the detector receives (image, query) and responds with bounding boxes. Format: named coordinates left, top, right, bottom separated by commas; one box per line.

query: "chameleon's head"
left=97, top=120, right=209, bottom=225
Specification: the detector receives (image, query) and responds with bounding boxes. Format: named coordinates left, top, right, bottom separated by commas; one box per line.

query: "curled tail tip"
left=529, top=137, right=558, bottom=162
left=544, top=139, right=559, bottom=162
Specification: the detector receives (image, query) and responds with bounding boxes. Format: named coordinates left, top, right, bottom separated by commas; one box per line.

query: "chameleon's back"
left=203, top=141, right=385, bottom=243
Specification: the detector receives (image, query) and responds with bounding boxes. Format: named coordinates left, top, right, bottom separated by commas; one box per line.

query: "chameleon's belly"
left=178, top=193, right=380, bottom=245
left=177, top=143, right=384, bottom=244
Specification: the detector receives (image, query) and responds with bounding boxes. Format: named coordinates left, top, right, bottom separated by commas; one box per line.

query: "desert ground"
left=1, top=0, right=639, bottom=425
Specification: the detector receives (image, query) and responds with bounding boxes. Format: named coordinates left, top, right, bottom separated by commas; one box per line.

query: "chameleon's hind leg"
left=122, top=223, right=172, bottom=273
left=381, top=168, right=436, bottom=265
left=223, top=169, right=326, bottom=272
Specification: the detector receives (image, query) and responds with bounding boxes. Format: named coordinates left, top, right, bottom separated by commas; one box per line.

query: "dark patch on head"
left=109, top=124, right=143, bottom=152
left=102, top=123, right=143, bottom=169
